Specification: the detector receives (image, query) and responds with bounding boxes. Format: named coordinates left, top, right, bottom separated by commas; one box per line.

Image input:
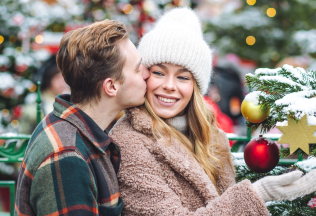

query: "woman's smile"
left=155, top=94, right=180, bottom=107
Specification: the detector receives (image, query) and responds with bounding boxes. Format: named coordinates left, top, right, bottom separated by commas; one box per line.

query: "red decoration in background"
left=244, top=135, right=279, bottom=173
left=12, top=105, right=22, bottom=119
left=308, top=197, right=316, bottom=209
left=204, top=96, right=235, bottom=147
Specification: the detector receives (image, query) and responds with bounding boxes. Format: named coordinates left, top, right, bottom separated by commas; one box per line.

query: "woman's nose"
left=163, top=78, right=176, bottom=91
left=141, top=65, right=150, bottom=80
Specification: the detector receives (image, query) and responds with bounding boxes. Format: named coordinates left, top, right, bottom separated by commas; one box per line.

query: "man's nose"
left=141, top=65, right=150, bottom=80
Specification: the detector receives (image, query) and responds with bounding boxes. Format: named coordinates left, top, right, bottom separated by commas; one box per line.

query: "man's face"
left=116, top=39, right=150, bottom=109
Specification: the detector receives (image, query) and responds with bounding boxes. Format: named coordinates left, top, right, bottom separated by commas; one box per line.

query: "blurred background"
left=1, top=0, right=316, bottom=213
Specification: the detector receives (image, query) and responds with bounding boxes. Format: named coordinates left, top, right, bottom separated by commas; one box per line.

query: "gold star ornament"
left=277, top=114, right=316, bottom=155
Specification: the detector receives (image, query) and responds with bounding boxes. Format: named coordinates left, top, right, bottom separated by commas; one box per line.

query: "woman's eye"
left=178, top=76, right=189, bottom=80
left=152, top=71, right=163, bottom=76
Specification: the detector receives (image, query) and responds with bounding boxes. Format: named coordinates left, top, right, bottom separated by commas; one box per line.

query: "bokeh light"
left=0, top=36, right=4, bottom=44
left=9, top=36, right=16, bottom=44
left=123, top=4, right=133, bottom=14
left=267, top=8, right=276, bottom=17
left=35, top=35, right=44, bottom=44
left=246, top=36, right=256, bottom=45
left=29, top=84, right=37, bottom=92
left=1, top=109, right=9, bottom=117
left=271, top=52, right=280, bottom=61
left=11, top=120, right=19, bottom=128
left=247, top=0, right=256, bottom=6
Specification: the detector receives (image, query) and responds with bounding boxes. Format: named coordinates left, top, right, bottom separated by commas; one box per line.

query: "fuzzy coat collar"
left=125, top=107, right=219, bottom=203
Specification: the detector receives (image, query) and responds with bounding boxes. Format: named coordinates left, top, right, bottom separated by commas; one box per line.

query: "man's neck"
left=75, top=100, right=121, bottom=131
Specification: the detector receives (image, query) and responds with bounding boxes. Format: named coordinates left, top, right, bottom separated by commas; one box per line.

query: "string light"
left=11, top=120, right=19, bottom=128
left=246, top=36, right=256, bottom=45
left=267, top=8, right=276, bottom=17
left=0, top=35, right=4, bottom=44
left=15, top=47, right=22, bottom=54
left=271, top=52, right=280, bottom=61
left=123, top=4, right=133, bottom=14
left=29, top=84, right=37, bottom=92
left=1, top=109, right=9, bottom=117
left=9, top=36, right=16, bottom=44
left=247, top=0, right=256, bottom=6
left=35, top=35, right=44, bottom=44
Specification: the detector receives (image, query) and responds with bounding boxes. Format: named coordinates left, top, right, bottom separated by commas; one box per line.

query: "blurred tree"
left=204, top=0, right=316, bottom=68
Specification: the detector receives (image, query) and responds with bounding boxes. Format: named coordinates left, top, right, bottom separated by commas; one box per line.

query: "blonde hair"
left=141, top=81, right=234, bottom=194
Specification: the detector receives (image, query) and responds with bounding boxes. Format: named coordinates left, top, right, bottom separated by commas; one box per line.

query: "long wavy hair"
left=141, top=81, right=234, bottom=194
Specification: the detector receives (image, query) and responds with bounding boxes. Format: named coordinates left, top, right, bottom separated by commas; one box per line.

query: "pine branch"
left=279, top=144, right=316, bottom=158
left=267, top=192, right=316, bottom=216
left=235, top=163, right=316, bottom=216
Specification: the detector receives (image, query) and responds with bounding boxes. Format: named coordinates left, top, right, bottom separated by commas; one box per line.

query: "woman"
left=110, top=8, right=316, bottom=215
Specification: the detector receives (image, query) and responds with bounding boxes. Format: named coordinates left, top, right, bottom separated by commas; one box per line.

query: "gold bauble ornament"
left=241, top=99, right=270, bottom=123
left=277, top=114, right=316, bottom=155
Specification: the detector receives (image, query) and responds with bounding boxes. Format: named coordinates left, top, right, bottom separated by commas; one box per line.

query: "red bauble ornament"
left=244, top=135, right=279, bottom=173
left=308, top=197, right=316, bottom=209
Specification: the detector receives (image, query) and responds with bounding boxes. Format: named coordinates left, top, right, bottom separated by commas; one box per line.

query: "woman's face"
left=146, top=63, right=194, bottom=119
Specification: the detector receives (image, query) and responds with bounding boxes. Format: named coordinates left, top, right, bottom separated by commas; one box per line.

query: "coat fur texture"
left=110, top=107, right=269, bottom=215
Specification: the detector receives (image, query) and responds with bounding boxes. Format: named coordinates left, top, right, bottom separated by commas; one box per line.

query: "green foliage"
left=244, top=65, right=316, bottom=134
left=267, top=192, right=316, bottom=216
left=204, top=0, right=316, bottom=68
left=235, top=164, right=316, bottom=215
left=280, top=144, right=316, bottom=158
left=235, top=165, right=287, bottom=183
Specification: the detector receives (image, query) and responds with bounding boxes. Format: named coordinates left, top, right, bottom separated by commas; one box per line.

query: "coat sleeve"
left=112, top=129, right=269, bottom=216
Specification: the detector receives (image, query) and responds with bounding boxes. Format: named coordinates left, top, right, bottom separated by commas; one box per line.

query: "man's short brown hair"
left=56, top=20, right=128, bottom=105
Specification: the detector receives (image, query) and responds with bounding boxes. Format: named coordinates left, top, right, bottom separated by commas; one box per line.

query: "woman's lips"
left=155, top=95, right=179, bottom=107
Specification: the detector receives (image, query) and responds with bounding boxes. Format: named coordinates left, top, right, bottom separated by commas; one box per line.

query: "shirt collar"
left=53, top=94, right=114, bottom=154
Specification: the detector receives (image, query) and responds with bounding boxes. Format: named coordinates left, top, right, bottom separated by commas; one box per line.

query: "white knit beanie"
left=138, top=7, right=213, bottom=95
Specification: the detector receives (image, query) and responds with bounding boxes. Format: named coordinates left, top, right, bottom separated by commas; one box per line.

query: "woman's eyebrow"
left=177, top=68, right=190, bottom=73
left=156, top=64, right=168, bottom=70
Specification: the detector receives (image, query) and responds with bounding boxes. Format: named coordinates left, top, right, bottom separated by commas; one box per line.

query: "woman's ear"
left=102, top=78, right=118, bottom=97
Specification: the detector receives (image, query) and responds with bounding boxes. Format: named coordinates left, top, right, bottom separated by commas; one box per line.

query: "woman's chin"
left=154, top=110, right=181, bottom=119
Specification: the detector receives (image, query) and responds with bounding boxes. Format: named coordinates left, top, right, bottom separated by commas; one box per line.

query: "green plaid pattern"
left=15, top=94, right=123, bottom=216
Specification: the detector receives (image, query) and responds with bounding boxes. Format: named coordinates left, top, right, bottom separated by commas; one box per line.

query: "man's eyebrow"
left=135, top=58, right=142, bottom=71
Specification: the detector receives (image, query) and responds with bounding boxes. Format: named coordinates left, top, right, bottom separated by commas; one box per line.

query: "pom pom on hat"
left=138, top=7, right=212, bottom=95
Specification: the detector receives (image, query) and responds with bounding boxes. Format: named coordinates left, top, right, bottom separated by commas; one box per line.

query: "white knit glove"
left=252, top=170, right=316, bottom=202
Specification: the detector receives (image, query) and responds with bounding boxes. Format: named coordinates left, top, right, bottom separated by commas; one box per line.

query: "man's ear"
left=102, top=78, right=119, bottom=97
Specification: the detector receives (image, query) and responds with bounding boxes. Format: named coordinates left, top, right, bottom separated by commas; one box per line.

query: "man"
left=15, top=20, right=149, bottom=216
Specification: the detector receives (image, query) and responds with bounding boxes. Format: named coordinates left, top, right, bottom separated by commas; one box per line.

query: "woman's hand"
left=252, top=170, right=316, bottom=202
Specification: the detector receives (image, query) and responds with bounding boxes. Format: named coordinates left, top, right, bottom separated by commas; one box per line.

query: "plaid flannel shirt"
left=15, top=94, right=123, bottom=216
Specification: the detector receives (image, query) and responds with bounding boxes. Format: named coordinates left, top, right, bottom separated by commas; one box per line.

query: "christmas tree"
left=204, top=0, right=316, bottom=68
left=236, top=64, right=316, bottom=215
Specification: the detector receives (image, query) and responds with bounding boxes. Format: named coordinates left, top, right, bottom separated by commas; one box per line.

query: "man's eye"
left=178, top=76, right=189, bottom=80
left=152, top=71, right=163, bottom=76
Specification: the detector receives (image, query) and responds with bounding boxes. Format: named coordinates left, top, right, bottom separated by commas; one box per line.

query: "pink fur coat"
left=110, top=107, right=269, bottom=215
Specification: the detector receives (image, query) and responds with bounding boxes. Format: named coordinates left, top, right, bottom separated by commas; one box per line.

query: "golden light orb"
left=1, top=109, right=9, bottom=118
left=271, top=52, right=280, bottom=61
left=267, top=8, right=276, bottom=17
left=11, top=120, right=19, bottom=128
left=123, top=4, right=133, bottom=14
left=35, top=35, right=44, bottom=44
left=247, top=0, right=256, bottom=6
left=0, top=36, right=4, bottom=44
left=246, top=36, right=256, bottom=45
left=9, top=36, right=16, bottom=44
left=29, top=84, right=37, bottom=92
